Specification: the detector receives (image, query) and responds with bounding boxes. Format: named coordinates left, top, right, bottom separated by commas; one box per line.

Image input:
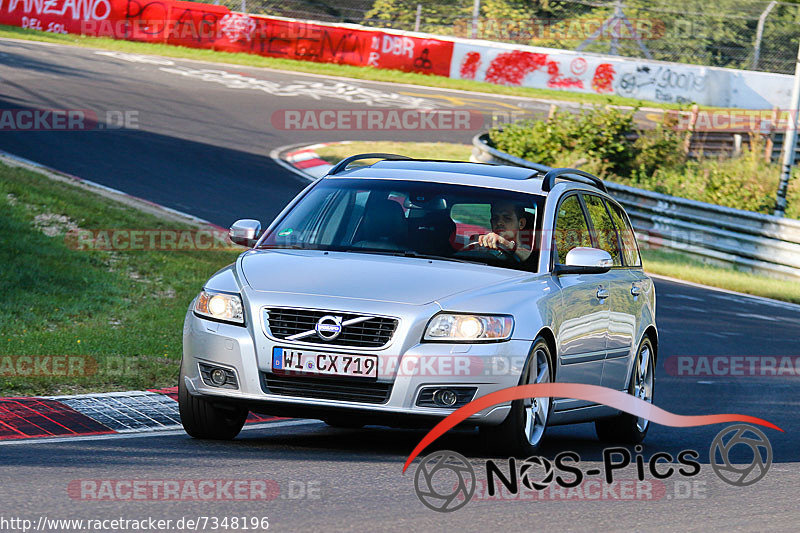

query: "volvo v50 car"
left=179, top=155, right=657, bottom=455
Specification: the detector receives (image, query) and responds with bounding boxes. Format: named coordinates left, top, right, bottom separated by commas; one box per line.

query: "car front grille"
left=261, top=373, right=393, bottom=404
left=263, top=307, right=398, bottom=348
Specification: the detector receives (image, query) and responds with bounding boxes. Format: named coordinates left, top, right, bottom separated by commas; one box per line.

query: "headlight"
left=194, top=290, right=244, bottom=325
left=423, top=314, right=513, bottom=342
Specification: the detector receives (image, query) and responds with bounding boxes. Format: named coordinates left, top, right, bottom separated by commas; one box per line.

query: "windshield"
left=258, top=178, right=544, bottom=272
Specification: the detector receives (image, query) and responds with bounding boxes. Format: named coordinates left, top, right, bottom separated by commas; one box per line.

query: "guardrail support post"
left=684, top=104, right=699, bottom=155
left=765, top=107, right=778, bottom=162
left=775, top=40, right=800, bottom=216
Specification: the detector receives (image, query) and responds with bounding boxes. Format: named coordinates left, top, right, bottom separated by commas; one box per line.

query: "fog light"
left=433, top=389, right=457, bottom=407
left=210, top=368, right=228, bottom=386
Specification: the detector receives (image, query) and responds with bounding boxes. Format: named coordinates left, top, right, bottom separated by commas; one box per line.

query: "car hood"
left=240, top=250, right=526, bottom=305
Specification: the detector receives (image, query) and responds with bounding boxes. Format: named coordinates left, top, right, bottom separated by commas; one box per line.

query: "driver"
left=475, top=202, right=531, bottom=262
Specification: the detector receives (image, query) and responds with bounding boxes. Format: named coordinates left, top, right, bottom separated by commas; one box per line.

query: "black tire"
left=178, top=376, right=248, bottom=440
left=323, top=416, right=365, bottom=429
left=480, top=336, right=554, bottom=457
left=595, top=336, right=656, bottom=444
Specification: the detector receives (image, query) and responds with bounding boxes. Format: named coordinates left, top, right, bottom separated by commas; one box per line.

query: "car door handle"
left=631, top=285, right=642, bottom=296
left=596, top=287, right=609, bottom=300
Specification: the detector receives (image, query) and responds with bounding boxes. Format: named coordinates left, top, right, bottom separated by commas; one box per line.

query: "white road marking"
left=159, top=65, right=440, bottom=109
left=660, top=293, right=705, bottom=302
left=659, top=305, right=707, bottom=313
left=95, top=51, right=175, bottom=65
left=734, top=312, right=780, bottom=322
left=0, top=37, right=59, bottom=47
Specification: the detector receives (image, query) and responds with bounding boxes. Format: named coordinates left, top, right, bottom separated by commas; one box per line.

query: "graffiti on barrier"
left=459, top=51, right=481, bottom=80
left=617, top=65, right=707, bottom=103
left=219, top=13, right=256, bottom=43
left=459, top=49, right=618, bottom=95
left=158, top=66, right=440, bottom=108
left=1, top=0, right=112, bottom=20
left=483, top=50, right=582, bottom=89
left=592, top=63, right=615, bottom=94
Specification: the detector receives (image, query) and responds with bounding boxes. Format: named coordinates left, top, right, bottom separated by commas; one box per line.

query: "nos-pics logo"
left=413, top=424, right=772, bottom=512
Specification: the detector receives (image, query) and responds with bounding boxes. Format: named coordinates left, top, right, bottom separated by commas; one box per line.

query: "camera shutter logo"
left=710, top=424, right=772, bottom=487
left=414, top=451, right=476, bottom=512
left=519, top=456, right=555, bottom=490
left=315, top=315, right=343, bottom=341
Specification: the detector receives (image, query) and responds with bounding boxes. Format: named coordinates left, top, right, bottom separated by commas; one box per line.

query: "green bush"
left=489, top=106, right=798, bottom=219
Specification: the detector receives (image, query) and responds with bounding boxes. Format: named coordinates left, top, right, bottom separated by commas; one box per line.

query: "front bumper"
left=181, top=308, right=532, bottom=426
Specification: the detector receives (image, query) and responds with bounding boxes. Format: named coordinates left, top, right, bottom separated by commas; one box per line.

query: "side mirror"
left=229, top=219, right=262, bottom=248
left=554, top=247, right=613, bottom=275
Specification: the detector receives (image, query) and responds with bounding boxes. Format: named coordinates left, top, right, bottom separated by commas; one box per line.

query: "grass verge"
left=315, top=141, right=800, bottom=304
left=315, top=141, right=471, bottom=163
left=0, top=24, right=695, bottom=110
left=0, top=162, right=240, bottom=396
left=639, top=249, right=800, bottom=304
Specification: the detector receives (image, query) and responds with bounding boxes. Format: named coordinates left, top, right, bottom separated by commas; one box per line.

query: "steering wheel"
left=460, top=240, right=522, bottom=263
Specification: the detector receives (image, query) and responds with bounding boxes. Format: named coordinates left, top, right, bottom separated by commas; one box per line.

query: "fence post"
left=752, top=1, right=777, bottom=70
left=414, top=4, right=421, bottom=32
left=471, top=0, right=480, bottom=39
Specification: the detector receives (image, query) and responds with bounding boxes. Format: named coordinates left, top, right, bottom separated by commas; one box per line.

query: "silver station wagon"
left=179, top=154, right=657, bottom=455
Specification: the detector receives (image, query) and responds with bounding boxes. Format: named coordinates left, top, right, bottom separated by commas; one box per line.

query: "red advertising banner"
left=0, top=0, right=453, bottom=76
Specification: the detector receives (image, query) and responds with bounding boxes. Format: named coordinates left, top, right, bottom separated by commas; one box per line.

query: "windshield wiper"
left=257, top=244, right=313, bottom=250
left=342, top=248, right=482, bottom=265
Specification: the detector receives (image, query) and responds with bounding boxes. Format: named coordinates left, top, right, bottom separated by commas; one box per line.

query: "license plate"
left=272, top=347, right=378, bottom=378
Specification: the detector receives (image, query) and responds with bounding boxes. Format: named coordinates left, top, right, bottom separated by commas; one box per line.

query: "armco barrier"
left=0, top=2, right=453, bottom=76
left=471, top=133, right=800, bottom=281
left=0, top=0, right=795, bottom=110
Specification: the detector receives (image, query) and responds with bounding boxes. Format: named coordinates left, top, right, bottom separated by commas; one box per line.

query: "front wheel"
left=595, top=336, right=655, bottom=443
left=179, top=375, right=248, bottom=440
left=480, top=336, right=553, bottom=457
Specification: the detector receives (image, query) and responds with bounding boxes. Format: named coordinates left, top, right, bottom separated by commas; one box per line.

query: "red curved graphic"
left=402, top=383, right=783, bottom=473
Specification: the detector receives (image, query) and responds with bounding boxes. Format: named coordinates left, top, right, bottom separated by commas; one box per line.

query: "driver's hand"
left=478, top=232, right=512, bottom=250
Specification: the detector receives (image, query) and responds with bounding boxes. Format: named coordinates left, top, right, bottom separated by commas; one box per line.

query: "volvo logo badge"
left=315, top=315, right=343, bottom=341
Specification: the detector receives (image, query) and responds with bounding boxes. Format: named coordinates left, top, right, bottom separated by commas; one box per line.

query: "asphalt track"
left=1, top=38, right=799, bottom=532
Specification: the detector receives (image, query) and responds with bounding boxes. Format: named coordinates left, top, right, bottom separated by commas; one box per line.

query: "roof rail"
left=540, top=167, right=607, bottom=193
left=328, top=153, right=411, bottom=175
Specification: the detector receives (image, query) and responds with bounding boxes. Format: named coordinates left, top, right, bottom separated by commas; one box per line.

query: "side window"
left=583, top=195, right=623, bottom=267
left=607, top=201, right=642, bottom=267
left=553, top=195, right=592, bottom=264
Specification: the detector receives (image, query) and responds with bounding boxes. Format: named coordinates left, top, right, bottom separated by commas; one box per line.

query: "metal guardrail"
left=471, top=133, right=800, bottom=281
